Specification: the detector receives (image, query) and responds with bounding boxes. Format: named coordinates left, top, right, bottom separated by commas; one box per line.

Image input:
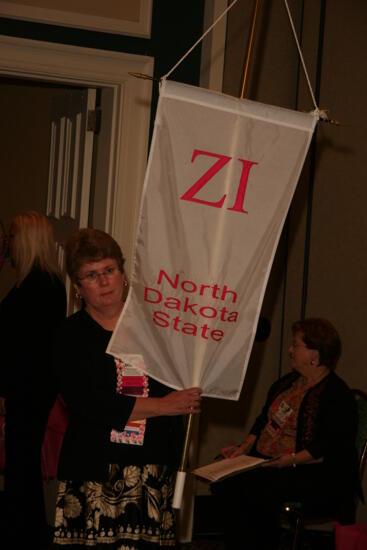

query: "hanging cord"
left=283, top=0, right=317, bottom=110
left=283, top=0, right=337, bottom=123
left=161, top=0, right=239, bottom=81
left=130, top=0, right=337, bottom=124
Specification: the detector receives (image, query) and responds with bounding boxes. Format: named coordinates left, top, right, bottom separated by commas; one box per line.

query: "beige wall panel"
left=0, top=82, right=51, bottom=299
left=305, top=0, right=367, bottom=388
left=197, top=1, right=367, bottom=519
left=223, top=0, right=302, bottom=107
left=0, top=0, right=152, bottom=36
left=9, top=0, right=141, bottom=21
left=0, top=84, right=50, bottom=218
left=294, top=0, right=367, bottom=521
left=307, top=2, right=367, bottom=519
left=279, top=0, right=324, bottom=372
left=0, top=82, right=81, bottom=300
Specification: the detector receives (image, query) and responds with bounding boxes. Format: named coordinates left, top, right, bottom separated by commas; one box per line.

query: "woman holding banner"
left=211, top=318, right=360, bottom=549
left=52, top=228, right=202, bottom=549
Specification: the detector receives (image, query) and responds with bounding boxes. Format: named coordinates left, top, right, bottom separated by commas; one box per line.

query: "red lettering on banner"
left=145, top=287, right=162, bottom=303
left=227, top=159, right=258, bottom=213
left=173, top=317, right=182, bottom=332
left=180, top=149, right=231, bottom=208
left=211, top=329, right=224, bottom=341
left=153, top=311, right=225, bottom=342
left=221, top=286, right=237, bottom=303
left=156, top=270, right=237, bottom=303
left=183, top=298, right=198, bottom=314
left=200, top=306, right=217, bottom=318
left=180, top=149, right=258, bottom=214
left=181, top=280, right=196, bottom=292
left=153, top=311, right=169, bottom=327
left=211, top=284, right=221, bottom=299
left=146, top=270, right=236, bottom=344
left=157, top=270, right=179, bottom=288
left=226, top=312, right=238, bottom=322
left=219, top=308, right=238, bottom=322
left=165, top=297, right=181, bottom=310
left=201, top=324, right=210, bottom=339
left=182, top=323, right=197, bottom=336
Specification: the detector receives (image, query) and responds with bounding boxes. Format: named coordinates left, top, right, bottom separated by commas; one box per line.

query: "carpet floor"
left=178, top=528, right=335, bottom=549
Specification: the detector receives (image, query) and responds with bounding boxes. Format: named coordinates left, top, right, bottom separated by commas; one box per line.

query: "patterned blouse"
left=256, top=376, right=322, bottom=457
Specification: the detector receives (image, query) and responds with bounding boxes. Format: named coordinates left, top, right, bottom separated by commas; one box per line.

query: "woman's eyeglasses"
left=78, top=265, right=118, bottom=284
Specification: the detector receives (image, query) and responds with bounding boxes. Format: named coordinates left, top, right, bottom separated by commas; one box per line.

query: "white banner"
left=107, top=80, right=317, bottom=400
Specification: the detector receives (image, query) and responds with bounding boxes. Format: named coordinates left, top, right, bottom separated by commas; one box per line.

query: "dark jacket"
left=0, top=266, right=66, bottom=406
left=250, top=371, right=361, bottom=499
left=53, top=309, right=184, bottom=481
left=0, top=266, right=66, bottom=534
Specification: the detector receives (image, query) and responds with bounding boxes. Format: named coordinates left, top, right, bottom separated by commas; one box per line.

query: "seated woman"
left=52, top=228, right=202, bottom=549
left=211, top=318, right=361, bottom=550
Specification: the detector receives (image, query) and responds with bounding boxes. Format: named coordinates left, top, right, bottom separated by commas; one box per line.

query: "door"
left=46, top=88, right=97, bottom=314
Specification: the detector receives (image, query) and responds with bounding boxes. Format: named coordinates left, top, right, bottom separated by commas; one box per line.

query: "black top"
left=250, top=371, right=361, bottom=496
left=0, top=267, right=67, bottom=405
left=53, top=309, right=184, bottom=481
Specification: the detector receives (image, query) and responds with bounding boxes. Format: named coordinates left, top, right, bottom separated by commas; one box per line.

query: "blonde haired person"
left=0, top=211, right=66, bottom=549
left=8, top=210, right=61, bottom=284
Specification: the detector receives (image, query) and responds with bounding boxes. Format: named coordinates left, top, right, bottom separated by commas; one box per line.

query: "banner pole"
left=172, top=412, right=195, bottom=509
left=173, top=8, right=262, bottom=508
left=240, top=0, right=261, bottom=99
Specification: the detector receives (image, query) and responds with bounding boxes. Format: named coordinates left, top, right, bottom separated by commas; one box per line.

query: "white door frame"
left=0, top=35, right=154, bottom=276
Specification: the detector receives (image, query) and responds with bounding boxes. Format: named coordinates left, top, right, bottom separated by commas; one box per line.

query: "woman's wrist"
left=239, top=441, right=250, bottom=453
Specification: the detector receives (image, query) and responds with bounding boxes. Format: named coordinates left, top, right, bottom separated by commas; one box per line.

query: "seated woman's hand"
left=262, top=450, right=322, bottom=468
left=221, top=434, right=256, bottom=459
left=160, top=387, right=202, bottom=415
left=262, top=454, right=294, bottom=469
left=221, top=444, right=245, bottom=458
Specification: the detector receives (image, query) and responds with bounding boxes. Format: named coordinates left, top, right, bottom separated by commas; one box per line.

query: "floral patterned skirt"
left=53, top=464, right=177, bottom=549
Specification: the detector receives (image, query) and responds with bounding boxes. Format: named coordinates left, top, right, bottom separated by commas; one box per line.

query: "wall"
left=298, top=0, right=367, bottom=521
left=0, top=1, right=205, bottom=132
left=0, top=0, right=206, bottom=293
left=0, top=80, right=87, bottom=300
left=281, top=0, right=367, bottom=522
left=196, top=0, right=367, bottom=525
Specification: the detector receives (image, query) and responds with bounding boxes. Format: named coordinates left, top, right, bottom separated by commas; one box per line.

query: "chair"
left=354, top=389, right=367, bottom=479
left=281, top=388, right=367, bottom=550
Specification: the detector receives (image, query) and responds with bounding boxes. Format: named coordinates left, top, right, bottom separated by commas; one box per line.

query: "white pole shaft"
left=172, top=470, right=187, bottom=509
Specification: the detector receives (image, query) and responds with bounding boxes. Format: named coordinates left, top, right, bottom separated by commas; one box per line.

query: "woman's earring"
left=122, top=278, right=129, bottom=301
left=75, top=290, right=81, bottom=300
